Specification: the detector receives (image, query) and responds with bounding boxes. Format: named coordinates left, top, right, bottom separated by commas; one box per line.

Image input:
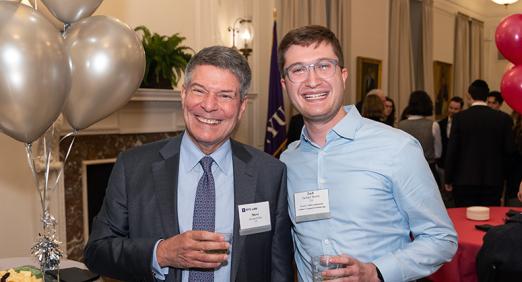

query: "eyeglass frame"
left=283, top=59, right=343, bottom=83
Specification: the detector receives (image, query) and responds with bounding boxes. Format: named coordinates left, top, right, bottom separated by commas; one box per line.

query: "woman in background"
left=398, top=90, right=441, bottom=186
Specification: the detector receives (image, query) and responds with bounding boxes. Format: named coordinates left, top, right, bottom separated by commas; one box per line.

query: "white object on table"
left=466, top=206, right=490, bottom=221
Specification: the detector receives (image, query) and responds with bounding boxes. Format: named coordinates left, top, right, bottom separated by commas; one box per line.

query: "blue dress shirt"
left=281, top=106, right=457, bottom=282
left=152, top=132, right=235, bottom=281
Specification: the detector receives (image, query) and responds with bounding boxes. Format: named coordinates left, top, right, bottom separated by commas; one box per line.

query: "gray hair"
left=183, top=46, right=251, bottom=100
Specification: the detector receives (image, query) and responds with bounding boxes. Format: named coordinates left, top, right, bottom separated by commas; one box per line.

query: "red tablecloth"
left=429, top=207, right=520, bottom=282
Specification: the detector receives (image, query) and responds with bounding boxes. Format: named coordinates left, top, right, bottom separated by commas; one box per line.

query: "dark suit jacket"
left=84, top=134, right=293, bottom=282
left=437, top=117, right=449, bottom=168
left=444, top=105, right=514, bottom=187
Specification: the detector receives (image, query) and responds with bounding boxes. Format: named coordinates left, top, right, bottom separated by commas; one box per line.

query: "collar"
left=471, top=101, right=488, bottom=107
left=180, top=132, right=232, bottom=176
left=407, top=115, right=424, bottom=120
left=300, top=105, right=361, bottom=146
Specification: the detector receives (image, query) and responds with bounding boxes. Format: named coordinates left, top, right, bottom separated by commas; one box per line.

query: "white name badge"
left=294, top=189, right=330, bottom=223
left=238, top=201, right=271, bottom=235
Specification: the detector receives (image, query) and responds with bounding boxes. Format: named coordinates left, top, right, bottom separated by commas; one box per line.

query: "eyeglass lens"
left=285, top=59, right=338, bottom=83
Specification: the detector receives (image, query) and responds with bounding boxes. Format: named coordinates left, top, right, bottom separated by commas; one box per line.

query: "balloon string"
left=49, top=131, right=77, bottom=191
left=43, top=130, right=51, bottom=212
left=25, top=143, right=45, bottom=211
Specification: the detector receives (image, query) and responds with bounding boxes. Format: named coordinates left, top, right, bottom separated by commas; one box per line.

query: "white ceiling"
left=445, top=0, right=522, bottom=18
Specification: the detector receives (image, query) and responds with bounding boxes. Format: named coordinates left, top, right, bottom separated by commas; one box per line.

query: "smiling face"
left=181, top=65, right=247, bottom=154
left=486, top=96, right=501, bottom=110
left=447, top=100, right=462, bottom=117
left=281, top=42, right=348, bottom=127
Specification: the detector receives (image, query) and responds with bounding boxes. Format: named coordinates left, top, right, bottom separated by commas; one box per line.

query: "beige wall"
left=350, top=0, right=390, bottom=103
left=433, top=6, right=455, bottom=64
left=0, top=135, right=41, bottom=258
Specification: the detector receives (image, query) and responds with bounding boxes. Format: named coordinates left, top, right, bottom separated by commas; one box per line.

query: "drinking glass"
left=311, top=255, right=342, bottom=282
left=206, top=232, right=232, bottom=254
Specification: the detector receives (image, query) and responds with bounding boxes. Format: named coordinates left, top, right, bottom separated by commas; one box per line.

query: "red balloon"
left=501, top=65, right=522, bottom=114
left=496, top=14, right=522, bottom=65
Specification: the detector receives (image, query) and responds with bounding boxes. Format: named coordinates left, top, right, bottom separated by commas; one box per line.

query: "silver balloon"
left=63, top=15, right=145, bottom=130
left=41, top=0, right=102, bottom=24
left=23, top=0, right=65, bottom=31
left=0, top=2, right=70, bottom=143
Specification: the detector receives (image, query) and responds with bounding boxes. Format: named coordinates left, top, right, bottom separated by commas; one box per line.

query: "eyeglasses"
left=284, top=59, right=341, bottom=83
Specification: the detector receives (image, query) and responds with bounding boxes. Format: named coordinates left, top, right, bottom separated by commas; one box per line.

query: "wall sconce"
left=491, top=0, right=519, bottom=6
left=228, top=18, right=254, bottom=59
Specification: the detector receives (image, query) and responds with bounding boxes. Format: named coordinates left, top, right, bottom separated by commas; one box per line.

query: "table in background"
left=429, top=207, right=519, bottom=282
left=0, top=257, right=86, bottom=270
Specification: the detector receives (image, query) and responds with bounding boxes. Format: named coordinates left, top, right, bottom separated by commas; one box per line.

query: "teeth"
left=304, top=92, right=327, bottom=100
left=197, top=116, right=220, bottom=124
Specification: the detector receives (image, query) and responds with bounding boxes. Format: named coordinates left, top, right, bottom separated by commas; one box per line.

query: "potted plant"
left=134, top=26, right=193, bottom=89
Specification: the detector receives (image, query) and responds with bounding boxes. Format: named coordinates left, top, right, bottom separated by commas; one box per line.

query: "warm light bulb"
left=240, top=29, right=252, bottom=41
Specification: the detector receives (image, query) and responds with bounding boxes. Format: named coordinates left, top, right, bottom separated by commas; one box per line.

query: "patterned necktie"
left=189, top=156, right=215, bottom=282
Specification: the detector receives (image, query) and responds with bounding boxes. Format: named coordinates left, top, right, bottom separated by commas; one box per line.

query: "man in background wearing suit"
left=84, top=46, right=294, bottom=282
left=436, top=96, right=463, bottom=180
left=445, top=80, right=514, bottom=207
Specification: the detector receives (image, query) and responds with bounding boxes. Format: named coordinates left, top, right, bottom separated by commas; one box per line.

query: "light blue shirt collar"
left=300, top=105, right=362, bottom=147
left=180, top=132, right=232, bottom=176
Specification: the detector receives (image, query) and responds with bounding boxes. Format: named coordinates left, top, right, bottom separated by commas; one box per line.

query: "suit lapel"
left=152, top=135, right=182, bottom=236
left=230, top=141, right=257, bottom=282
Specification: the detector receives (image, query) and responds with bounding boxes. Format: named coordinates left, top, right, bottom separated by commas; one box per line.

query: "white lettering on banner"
left=266, top=106, right=286, bottom=141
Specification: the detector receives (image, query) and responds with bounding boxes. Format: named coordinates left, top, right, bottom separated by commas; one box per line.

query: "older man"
left=84, top=46, right=293, bottom=282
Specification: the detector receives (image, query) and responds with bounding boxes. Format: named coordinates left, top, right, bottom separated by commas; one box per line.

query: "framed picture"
left=356, top=57, right=382, bottom=103
left=433, top=61, right=453, bottom=119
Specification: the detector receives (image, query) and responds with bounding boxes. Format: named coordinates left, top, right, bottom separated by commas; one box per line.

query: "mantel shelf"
left=131, top=88, right=181, bottom=101
left=132, top=88, right=258, bottom=101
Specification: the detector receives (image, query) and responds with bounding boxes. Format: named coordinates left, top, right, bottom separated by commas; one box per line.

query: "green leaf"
left=134, top=26, right=193, bottom=88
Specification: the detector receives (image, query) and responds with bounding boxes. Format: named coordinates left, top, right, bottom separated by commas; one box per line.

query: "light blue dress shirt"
left=281, top=106, right=457, bottom=282
left=152, top=132, right=235, bottom=281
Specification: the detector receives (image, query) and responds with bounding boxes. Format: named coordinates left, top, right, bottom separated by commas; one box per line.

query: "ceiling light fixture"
left=491, top=0, right=519, bottom=7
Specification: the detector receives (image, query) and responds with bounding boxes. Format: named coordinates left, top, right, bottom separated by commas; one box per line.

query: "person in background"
left=355, top=88, right=386, bottom=112
left=383, top=97, right=396, bottom=127
left=361, top=94, right=385, bottom=122
left=436, top=96, right=464, bottom=206
left=445, top=80, right=514, bottom=207
left=437, top=96, right=464, bottom=171
left=278, top=25, right=456, bottom=282
left=400, top=105, right=410, bottom=121
left=398, top=90, right=442, bottom=186
left=487, top=90, right=513, bottom=125
left=486, top=90, right=504, bottom=110
left=84, top=46, right=294, bottom=282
